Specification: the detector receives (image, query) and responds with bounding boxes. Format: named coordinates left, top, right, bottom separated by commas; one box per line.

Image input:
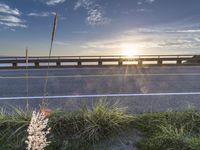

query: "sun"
left=120, top=43, right=139, bottom=56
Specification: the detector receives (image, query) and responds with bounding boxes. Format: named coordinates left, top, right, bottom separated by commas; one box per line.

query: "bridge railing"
left=0, top=55, right=199, bottom=68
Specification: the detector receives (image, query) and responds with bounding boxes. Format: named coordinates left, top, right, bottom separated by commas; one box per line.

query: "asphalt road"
left=0, top=66, right=200, bottom=112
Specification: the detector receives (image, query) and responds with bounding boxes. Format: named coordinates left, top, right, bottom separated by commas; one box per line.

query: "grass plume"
left=42, top=13, right=58, bottom=108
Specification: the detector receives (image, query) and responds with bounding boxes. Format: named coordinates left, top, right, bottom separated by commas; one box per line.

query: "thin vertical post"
left=25, top=47, right=29, bottom=110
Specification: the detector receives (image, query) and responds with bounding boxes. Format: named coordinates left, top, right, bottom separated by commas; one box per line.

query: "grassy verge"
left=0, top=101, right=134, bottom=149
left=134, top=107, right=200, bottom=150
left=48, top=101, right=134, bottom=149
left=1, top=103, right=200, bottom=150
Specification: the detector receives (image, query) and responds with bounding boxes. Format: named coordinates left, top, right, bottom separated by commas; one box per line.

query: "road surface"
left=0, top=66, right=200, bottom=112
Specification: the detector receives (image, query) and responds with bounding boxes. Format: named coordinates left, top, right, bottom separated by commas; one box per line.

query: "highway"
left=0, top=66, right=200, bottom=112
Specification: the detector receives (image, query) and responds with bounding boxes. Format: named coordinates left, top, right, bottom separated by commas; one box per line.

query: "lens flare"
left=120, top=43, right=139, bottom=56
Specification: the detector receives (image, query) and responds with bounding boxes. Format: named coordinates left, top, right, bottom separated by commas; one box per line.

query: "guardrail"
left=0, top=55, right=200, bottom=68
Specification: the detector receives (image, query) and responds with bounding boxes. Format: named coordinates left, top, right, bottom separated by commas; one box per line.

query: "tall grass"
left=49, top=101, right=135, bottom=148
left=42, top=13, right=57, bottom=108
left=0, top=106, right=31, bottom=149
left=136, top=107, right=200, bottom=150
left=1, top=104, right=200, bottom=149
left=79, top=101, right=134, bottom=142
left=0, top=101, right=134, bottom=149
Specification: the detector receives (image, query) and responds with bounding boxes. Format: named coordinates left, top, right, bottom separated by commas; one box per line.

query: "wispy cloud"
left=122, top=8, right=153, bottom=15
left=0, top=3, right=27, bottom=29
left=195, top=37, right=200, bottom=42
left=158, top=41, right=187, bottom=47
left=0, top=21, right=27, bottom=28
left=0, top=15, right=23, bottom=23
left=0, top=15, right=27, bottom=28
left=137, top=1, right=143, bottom=5
left=121, top=21, right=200, bottom=53
left=28, top=12, right=55, bottom=17
left=78, top=20, right=200, bottom=55
left=136, top=8, right=153, bottom=12
left=44, top=0, right=66, bottom=6
left=137, top=0, right=156, bottom=5
left=145, top=0, right=156, bottom=4
left=135, top=28, right=200, bottom=34
left=74, top=0, right=110, bottom=26
left=0, top=3, right=21, bottom=16
left=157, top=39, right=196, bottom=49
left=176, top=29, right=200, bottom=33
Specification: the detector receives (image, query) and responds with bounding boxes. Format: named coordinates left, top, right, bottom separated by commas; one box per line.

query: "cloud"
left=10, top=28, right=16, bottom=31
left=175, top=29, right=200, bottom=33
left=122, top=23, right=200, bottom=51
left=0, top=15, right=27, bottom=28
left=66, top=24, right=200, bottom=55
left=195, top=37, right=200, bottom=42
left=44, top=0, right=65, bottom=5
left=137, top=1, right=143, bottom=5
left=0, top=3, right=21, bottom=16
left=76, top=17, right=200, bottom=54
left=0, top=21, right=27, bottom=28
left=145, top=0, right=156, bottom=4
left=28, top=12, right=55, bottom=17
left=158, top=41, right=184, bottom=47
left=74, top=0, right=110, bottom=26
left=136, top=8, right=153, bottom=12
left=122, top=8, right=153, bottom=15
left=157, top=39, right=194, bottom=48
left=138, top=0, right=156, bottom=5
left=0, top=15, right=23, bottom=23
left=0, top=4, right=27, bottom=29
left=125, top=26, right=200, bottom=34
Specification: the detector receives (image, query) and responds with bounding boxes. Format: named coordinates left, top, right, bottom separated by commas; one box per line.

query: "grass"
left=1, top=103, right=200, bottom=149
left=0, top=107, right=31, bottom=149
left=135, top=107, right=200, bottom=150
left=0, top=101, right=134, bottom=149
left=48, top=101, right=134, bottom=149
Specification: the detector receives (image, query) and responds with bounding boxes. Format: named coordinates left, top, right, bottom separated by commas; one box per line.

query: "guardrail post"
left=56, top=61, right=61, bottom=67
left=118, top=59, right=123, bottom=66
left=12, top=62, right=17, bottom=68
left=34, top=62, right=40, bottom=67
left=78, top=61, right=82, bottom=67
left=98, top=60, right=102, bottom=66
left=138, top=60, right=142, bottom=66
left=177, top=60, right=182, bottom=65
left=158, top=59, right=162, bottom=65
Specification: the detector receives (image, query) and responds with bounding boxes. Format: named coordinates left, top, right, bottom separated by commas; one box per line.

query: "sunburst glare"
left=120, top=43, right=139, bottom=57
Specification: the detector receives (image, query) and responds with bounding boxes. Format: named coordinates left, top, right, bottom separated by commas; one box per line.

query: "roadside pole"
left=26, top=48, right=29, bottom=110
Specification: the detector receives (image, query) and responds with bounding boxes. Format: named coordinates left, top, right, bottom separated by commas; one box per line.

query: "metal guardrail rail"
left=0, top=55, right=200, bottom=68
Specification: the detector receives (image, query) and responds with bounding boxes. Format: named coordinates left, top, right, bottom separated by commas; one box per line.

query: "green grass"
left=135, top=107, right=200, bottom=150
left=0, top=107, right=31, bottom=149
left=0, top=101, right=134, bottom=149
left=48, top=101, right=135, bottom=149
left=1, top=103, right=200, bottom=150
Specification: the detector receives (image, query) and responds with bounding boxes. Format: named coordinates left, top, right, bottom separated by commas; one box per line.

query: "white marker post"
left=26, top=48, right=28, bottom=66
left=25, top=48, right=29, bottom=110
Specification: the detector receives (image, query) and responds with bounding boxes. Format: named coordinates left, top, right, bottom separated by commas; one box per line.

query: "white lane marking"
left=0, top=67, right=109, bottom=72
left=1, top=73, right=200, bottom=79
left=1, top=92, right=200, bottom=100
left=0, top=66, right=200, bottom=72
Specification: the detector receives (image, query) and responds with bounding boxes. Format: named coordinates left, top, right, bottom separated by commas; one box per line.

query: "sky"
left=0, top=0, right=200, bottom=56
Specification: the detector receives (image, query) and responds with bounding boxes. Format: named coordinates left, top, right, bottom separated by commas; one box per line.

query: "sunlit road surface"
left=1, top=66, right=200, bottom=112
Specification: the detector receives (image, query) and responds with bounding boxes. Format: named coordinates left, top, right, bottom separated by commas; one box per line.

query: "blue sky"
left=0, top=0, right=200, bottom=56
